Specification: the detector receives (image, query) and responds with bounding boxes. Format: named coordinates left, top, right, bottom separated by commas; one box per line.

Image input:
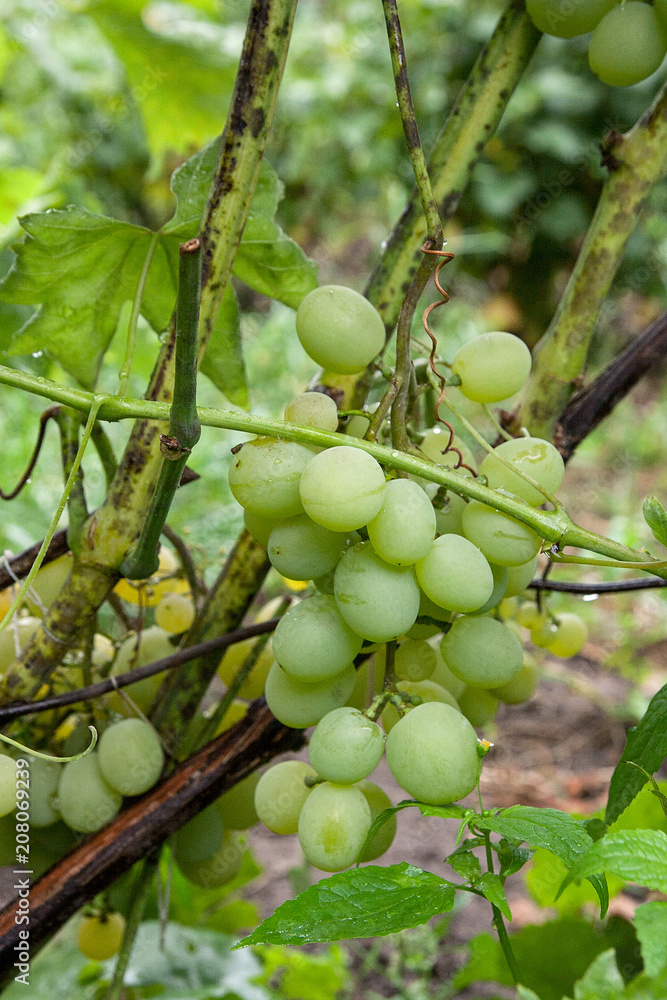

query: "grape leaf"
left=235, top=863, right=457, bottom=946
left=447, top=849, right=482, bottom=882
left=634, top=901, right=667, bottom=977
left=475, top=872, right=512, bottom=921
left=605, top=683, right=667, bottom=825
left=642, top=496, right=667, bottom=549
left=200, top=284, right=247, bottom=407
left=571, top=949, right=624, bottom=1000
left=475, top=806, right=608, bottom=916
left=562, top=830, right=667, bottom=895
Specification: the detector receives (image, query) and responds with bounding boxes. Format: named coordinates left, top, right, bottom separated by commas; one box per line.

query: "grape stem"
left=482, top=828, right=520, bottom=984
left=104, top=852, right=160, bottom=1000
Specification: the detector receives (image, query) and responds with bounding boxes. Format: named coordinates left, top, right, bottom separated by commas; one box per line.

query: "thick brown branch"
left=0, top=701, right=304, bottom=986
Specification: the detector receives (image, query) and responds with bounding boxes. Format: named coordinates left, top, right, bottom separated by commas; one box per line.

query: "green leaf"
left=496, top=838, right=534, bottom=877
left=162, top=136, right=223, bottom=237
left=526, top=847, right=623, bottom=915
left=564, top=830, right=667, bottom=894
left=572, top=950, right=625, bottom=1000
left=643, top=496, right=667, bottom=548
left=446, top=849, right=482, bottom=882
left=200, top=283, right=247, bottom=407
left=634, top=901, right=667, bottom=977
left=606, top=684, right=667, bottom=825
left=235, top=863, right=457, bottom=947
left=253, top=944, right=349, bottom=1000
left=475, top=872, right=512, bottom=921
left=475, top=805, right=609, bottom=915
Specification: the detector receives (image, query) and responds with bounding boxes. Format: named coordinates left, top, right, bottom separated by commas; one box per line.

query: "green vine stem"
left=105, top=852, right=161, bottom=1000
left=56, top=408, right=88, bottom=556
left=121, top=240, right=202, bottom=580
left=382, top=0, right=442, bottom=243
left=365, top=0, right=540, bottom=331
left=520, top=81, right=667, bottom=438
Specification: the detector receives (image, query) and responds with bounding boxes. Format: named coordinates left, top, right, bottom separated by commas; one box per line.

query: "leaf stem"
left=105, top=852, right=160, bottom=1000
left=482, top=829, right=520, bottom=984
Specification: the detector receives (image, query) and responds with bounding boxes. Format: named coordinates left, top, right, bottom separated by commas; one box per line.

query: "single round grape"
left=26, top=757, right=61, bottom=827
left=429, top=638, right=466, bottom=698
left=273, top=593, right=363, bottom=682
left=58, top=753, right=122, bottom=833
left=98, top=718, right=164, bottom=797
left=451, top=332, right=532, bottom=404
left=78, top=911, right=126, bottom=961
left=505, top=555, right=539, bottom=598
left=154, top=592, right=195, bottom=634
left=531, top=620, right=559, bottom=649
left=415, top=534, right=494, bottom=613
left=0, top=616, right=41, bottom=672
left=265, top=661, right=356, bottom=728
left=526, top=0, right=618, bottom=37
left=345, top=404, right=378, bottom=439
left=254, top=760, right=316, bottom=835
left=589, top=3, right=667, bottom=86
left=217, top=771, right=260, bottom=830
left=386, top=702, right=480, bottom=805
left=420, top=426, right=477, bottom=470
left=356, top=780, right=396, bottom=862
left=174, top=803, right=224, bottom=867
left=479, top=437, right=565, bottom=507
left=285, top=391, right=339, bottom=431
left=468, top=563, right=509, bottom=616
left=495, top=654, right=540, bottom=704
left=298, top=781, right=372, bottom=872
left=381, top=679, right=461, bottom=732
left=441, top=616, right=523, bottom=688
left=229, top=437, right=313, bottom=519
left=516, top=603, right=548, bottom=630
left=243, top=509, right=280, bottom=547
left=393, top=639, right=437, bottom=682
left=434, top=491, right=468, bottom=537
left=334, top=541, right=420, bottom=642
left=498, top=596, right=518, bottom=618
left=0, top=756, right=17, bottom=817
left=462, top=500, right=543, bottom=568
left=25, top=553, right=73, bottom=614
left=110, top=626, right=174, bottom=713
left=299, top=446, right=386, bottom=532
left=367, top=479, right=436, bottom=566
left=296, top=285, right=385, bottom=375
left=547, top=612, right=588, bottom=657
left=406, top=591, right=452, bottom=641
left=457, top=686, right=500, bottom=728
left=91, top=633, right=115, bottom=668
left=178, top=830, right=244, bottom=888
left=268, top=515, right=348, bottom=581
left=308, top=707, right=384, bottom=784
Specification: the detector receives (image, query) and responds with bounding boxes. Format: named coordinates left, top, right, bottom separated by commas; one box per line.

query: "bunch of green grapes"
left=526, top=0, right=667, bottom=86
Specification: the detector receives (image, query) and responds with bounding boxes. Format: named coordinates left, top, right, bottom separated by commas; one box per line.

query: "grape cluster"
left=526, top=0, right=667, bottom=86
left=224, top=287, right=590, bottom=873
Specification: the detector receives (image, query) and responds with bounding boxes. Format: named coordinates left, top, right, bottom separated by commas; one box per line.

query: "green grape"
left=385, top=702, right=480, bottom=805
left=526, top=0, right=618, bottom=37
left=297, top=781, right=372, bottom=872
left=308, top=707, right=384, bottom=784
left=0, top=756, right=16, bottom=817
left=25, top=553, right=73, bottom=614
left=334, top=541, right=420, bottom=642
left=468, top=563, right=509, bottom=616
left=531, top=620, right=559, bottom=648
left=495, top=654, right=540, bottom=704
left=265, top=661, right=356, bottom=728
left=58, top=753, right=122, bottom=833
left=345, top=407, right=374, bottom=438
left=440, top=616, right=523, bottom=688
left=98, top=718, right=164, bottom=797
left=381, top=679, right=461, bottom=732
left=314, top=569, right=336, bottom=594
left=228, top=437, right=313, bottom=519
left=589, top=3, right=667, bottom=86
left=26, top=757, right=61, bottom=828
left=406, top=591, right=452, bottom=641
left=174, top=803, right=224, bottom=866
left=462, top=500, right=543, bottom=568
left=78, top=911, right=126, bottom=961
left=547, top=612, right=588, bottom=657
left=345, top=651, right=386, bottom=710
left=299, top=446, right=386, bottom=531
left=367, top=479, right=436, bottom=566
left=479, top=437, right=565, bottom=507
left=91, top=633, right=115, bottom=668
left=217, top=628, right=274, bottom=700
left=457, top=686, right=500, bottom=727
left=109, top=626, right=174, bottom=714
left=268, top=514, right=348, bottom=581
left=178, top=829, right=244, bottom=888
left=296, top=285, right=385, bottom=375
left=393, top=638, right=437, bottom=682
left=451, top=332, right=532, bottom=404
left=154, top=592, right=195, bottom=634
left=285, top=391, right=339, bottom=431
left=504, top=555, right=539, bottom=598
left=434, top=491, right=467, bottom=536
left=428, top=638, right=466, bottom=698
left=254, top=760, right=316, bottom=834
left=0, top=616, right=41, bottom=673
left=415, top=534, right=494, bottom=613
left=217, top=771, right=260, bottom=830
left=273, top=593, right=363, bottom=681
left=356, top=780, right=396, bottom=862
left=244, top=509, right=281, bottom=547
left=498, top=596, right=518, bottom=618
left=516, top=603, right=548, bottom=630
